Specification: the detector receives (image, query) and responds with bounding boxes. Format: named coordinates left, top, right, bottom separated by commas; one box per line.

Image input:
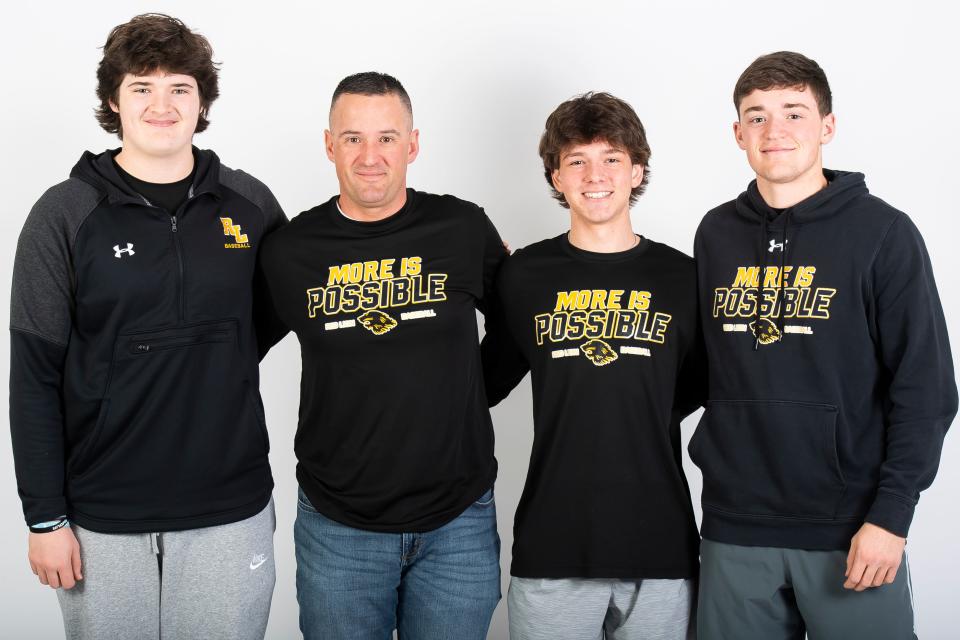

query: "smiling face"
left=734, top=86, right=835, bottom=193
left=325, top=93, right=419, bottom=219
left=110, top=71, right=200, bottom=160
left=551, top=139, right=644, bottom=227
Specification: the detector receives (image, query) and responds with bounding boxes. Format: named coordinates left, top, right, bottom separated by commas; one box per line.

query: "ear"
left=551, top=168, right=563, bottom=193
left=109, top=100, right=120, bottom=114
left=630, top=164, right=644, bottom=189
left=407, top=129, right=420, bottom=164
left=733, top=120, right=747, bottom=150
left=324, top=130, right=335, bottom=163
left=820, top=113, right=837, bottom=145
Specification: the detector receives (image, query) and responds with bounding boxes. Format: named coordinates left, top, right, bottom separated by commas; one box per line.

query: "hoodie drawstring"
left=776, top=209, right=791, bottom=339
left=754, top=214, right=769, bottom=351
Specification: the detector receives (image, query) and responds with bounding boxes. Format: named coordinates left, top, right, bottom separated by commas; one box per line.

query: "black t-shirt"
left=113, top=156, right=195, bottom=214
left=259, top=189, right=507, bottom=532
left=482, top=234, right=704, bottom=579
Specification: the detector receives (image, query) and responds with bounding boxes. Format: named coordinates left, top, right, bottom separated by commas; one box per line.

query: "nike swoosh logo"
left=250, top=556, right=268, bottom=570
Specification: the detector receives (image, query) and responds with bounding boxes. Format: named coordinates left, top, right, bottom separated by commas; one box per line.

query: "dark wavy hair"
left=95, top=14, right=220, bottom=138
left=734, top=51, right=832, bottom=117
left=538, top=92, right=651, bottom=209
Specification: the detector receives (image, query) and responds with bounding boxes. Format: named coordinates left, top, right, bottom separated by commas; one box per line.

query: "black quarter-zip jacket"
left=692, top=170, right=957, bottom=549
left=10, top=148, right=287, bottom=533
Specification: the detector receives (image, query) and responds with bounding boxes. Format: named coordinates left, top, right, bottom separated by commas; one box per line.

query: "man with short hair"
left=691, top=51, right=956, bottom=639
left=481, top=92, right=702, bottom=639
left=10, top=13, right=285, bottom=640
left=259, top=72, right=505, bottom=640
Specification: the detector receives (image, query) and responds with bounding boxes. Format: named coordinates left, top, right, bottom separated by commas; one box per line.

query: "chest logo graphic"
left=713, top=265, right=836, bottom=345
left=579, top=339, right=618, bottom=366
left=768, top=238, right=788, bottom=252
left=113, top=243, right=135, bottom=258
left=249, top=553, right=268, bottom=570
left=307, top=257, right=447, bottom=335
left=749, top=318, right=782, bottom=345
left=358, top=310, right=398, bottom=335
left=535, top=289, right=672, bottom=366
left=220, top=217, right=251, bottom=249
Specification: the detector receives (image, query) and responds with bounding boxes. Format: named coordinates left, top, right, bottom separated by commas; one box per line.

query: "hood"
left=735, top=170, right=869, bottom=227
left=69, top=147, right=222, bottom=206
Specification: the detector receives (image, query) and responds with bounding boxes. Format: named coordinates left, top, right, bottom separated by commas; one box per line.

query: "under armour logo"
left=768, top=238, right=788, bottom=253
left=113, top=243, right=135, bottom=258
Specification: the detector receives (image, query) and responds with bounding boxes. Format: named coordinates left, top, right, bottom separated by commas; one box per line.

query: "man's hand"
left=843, top=522, right=905, bottom=591
left=28, top=527, right=82, bottom=589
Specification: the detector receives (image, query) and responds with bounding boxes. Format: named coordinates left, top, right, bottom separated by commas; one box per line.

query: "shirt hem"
left=68, top=489, right=272, bottom=534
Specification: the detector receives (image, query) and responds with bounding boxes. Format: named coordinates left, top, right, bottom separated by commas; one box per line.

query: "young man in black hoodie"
left=259, top=73, right=506, bottom=640
left=691, top=51, right=957, bottom=639
left=482, top=92, right=702, bottom=639
left=10, top=14, right=285, bottom=639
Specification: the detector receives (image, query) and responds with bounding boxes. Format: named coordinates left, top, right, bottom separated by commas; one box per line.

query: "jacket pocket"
left=688, top=399, right=845, bottom=520
left=69, top=319, right=268, bottom=509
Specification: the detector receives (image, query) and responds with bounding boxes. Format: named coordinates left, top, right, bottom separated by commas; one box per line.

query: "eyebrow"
left=743, top=102, right=811, bottom=114
left=562, top=147, right=625, bottom=158
left=340, top=129, right=403, bottom=136
left=126, top=81, right=195, bottom=88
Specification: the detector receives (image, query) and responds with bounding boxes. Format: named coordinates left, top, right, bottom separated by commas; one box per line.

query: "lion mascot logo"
left=358, top=310, right=398, bottom=335
left=579, top=339, right=618, bottom=366
left=750, top=317, right=782, bottom=345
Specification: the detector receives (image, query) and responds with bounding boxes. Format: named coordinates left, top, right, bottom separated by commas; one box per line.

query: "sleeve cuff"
left=865, top=492, right=916, bottom=538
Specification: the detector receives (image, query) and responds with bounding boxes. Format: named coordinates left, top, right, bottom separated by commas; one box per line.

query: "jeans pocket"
left=297, top=486, right=320, bottom=513
left=474, top=486, right=495, bottom=507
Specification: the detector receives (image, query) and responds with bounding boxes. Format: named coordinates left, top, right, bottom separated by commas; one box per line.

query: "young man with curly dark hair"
left=10, top=14, right=286, bottom=639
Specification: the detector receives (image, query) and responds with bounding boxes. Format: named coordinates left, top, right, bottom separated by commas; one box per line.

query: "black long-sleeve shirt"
left=259, top=189, right=507, bottom=532
left=482, top=234, right=703, bottom=579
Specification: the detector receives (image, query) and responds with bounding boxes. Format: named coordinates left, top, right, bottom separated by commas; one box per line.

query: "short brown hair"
left=734, top=51, right=832, bottom=117
left=96, top=14, right=220, bottom=138
left=539, top=92, right=651, bottom=209
left=331, top=72, right=413, bottom=123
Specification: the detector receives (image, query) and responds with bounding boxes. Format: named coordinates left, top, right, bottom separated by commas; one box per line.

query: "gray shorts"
left=57, top=498, right=276, bottom=640
left=508, top=576, right=696, bottom=640
left=698, top=539, right=916, bottom=640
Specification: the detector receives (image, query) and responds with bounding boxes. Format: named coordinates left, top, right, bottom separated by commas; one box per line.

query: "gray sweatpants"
left=698, top=539, right=916, bottom=640
left=508, top=576, right=696, bottom=640
left=57, top=498, right=276, bottom=640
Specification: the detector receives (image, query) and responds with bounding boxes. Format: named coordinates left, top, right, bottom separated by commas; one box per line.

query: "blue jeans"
left=295, top=485, right=501, bottom=640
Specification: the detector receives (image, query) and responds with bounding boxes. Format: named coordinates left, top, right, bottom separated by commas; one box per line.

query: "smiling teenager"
left=258, top=72, right=507, bottom=640
left=481, top=92, right=703, bottom=640
left=10, top=14, right=287, bottom=640
left=690, top=51, right=957, bottom=639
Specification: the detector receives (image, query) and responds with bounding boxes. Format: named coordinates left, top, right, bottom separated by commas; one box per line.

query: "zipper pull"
left=171, top=215, right=178, bottom=232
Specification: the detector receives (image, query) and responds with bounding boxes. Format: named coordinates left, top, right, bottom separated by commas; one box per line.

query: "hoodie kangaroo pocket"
left=689, top=399, right=845, bottom=520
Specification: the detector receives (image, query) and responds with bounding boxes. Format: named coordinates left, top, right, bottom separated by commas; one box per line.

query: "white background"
left=1, top=1, right=958, bottom=638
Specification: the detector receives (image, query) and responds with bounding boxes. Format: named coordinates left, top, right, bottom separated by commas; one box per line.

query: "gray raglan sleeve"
left=10, top=180, right=98, bottom=526
left=219, top=167, right=290, bottom=358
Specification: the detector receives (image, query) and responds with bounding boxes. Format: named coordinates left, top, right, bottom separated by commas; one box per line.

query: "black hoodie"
left=691, top=170, right=957, bottom=550
left=9, top=149, right=287, bottom=533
